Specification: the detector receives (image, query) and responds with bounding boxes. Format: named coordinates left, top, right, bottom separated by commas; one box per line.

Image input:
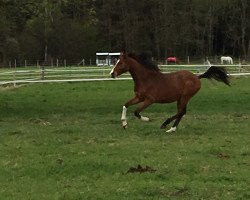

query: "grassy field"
left=0, top=76, right=249, bottom=200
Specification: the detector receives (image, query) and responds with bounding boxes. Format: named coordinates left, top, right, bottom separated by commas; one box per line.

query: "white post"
left=187, top=56, right=190, bottom=64
left=41, top=65, right=45, bottom=79
left=56, top=59, right=59, bottom=67
left=13, top=60, right=16, bottom=87
left=238, top=63, right=242, bottom=73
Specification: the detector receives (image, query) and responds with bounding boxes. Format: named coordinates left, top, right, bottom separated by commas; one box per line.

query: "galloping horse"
left=221, top=56, right=233, bottom=64
left=110, top=53, right=230, bottom=133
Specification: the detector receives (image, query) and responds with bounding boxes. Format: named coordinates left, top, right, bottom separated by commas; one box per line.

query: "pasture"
left=0, top=76, right=249, bottom=199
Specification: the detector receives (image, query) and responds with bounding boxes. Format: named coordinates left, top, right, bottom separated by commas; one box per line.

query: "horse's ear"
left=120, top=51, right=127, bottom=59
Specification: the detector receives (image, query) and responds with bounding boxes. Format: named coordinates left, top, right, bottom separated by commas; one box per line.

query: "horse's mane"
left=128, top=53, right=160, bottom=71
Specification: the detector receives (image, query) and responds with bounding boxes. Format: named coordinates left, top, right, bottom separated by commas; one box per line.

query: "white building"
left=96, top=52, right=120, bottom=66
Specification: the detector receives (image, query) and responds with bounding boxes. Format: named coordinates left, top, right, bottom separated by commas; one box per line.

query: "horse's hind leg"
left=166, top=107, right=186, bottom=133
left=160, top=100, right=181, bottom=129
left=161, top=98, right=188, bottom=132
left=160, top=114, right=178, bottom=129
left=167, top=98, right=189, bottom=133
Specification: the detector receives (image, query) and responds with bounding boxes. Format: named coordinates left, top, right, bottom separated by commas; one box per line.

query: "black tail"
left=199, top=66, right=230, bottom=86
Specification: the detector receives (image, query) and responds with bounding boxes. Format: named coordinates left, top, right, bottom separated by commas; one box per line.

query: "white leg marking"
left=121, top=106, right=127, bottom=128
left=140, top=116, right=150, bottom=122
left=121, top=106, right=127, bottom=121
left=166, top=127, right=176, bottom=133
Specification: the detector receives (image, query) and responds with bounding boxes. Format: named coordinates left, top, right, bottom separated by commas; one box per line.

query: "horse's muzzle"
left=110, top=72, right=117, bottom=78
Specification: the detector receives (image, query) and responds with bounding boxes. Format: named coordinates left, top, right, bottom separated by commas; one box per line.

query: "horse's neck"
left=128, top=60, right=145, bottom=82
left=128, top=59, right=159, bottom=88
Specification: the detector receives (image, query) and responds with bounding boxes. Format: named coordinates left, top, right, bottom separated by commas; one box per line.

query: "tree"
left=0, top=0, right=250, bottom=63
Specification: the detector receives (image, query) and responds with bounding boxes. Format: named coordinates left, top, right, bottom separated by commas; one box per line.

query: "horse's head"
left=110, top=53, right=130, bottom=78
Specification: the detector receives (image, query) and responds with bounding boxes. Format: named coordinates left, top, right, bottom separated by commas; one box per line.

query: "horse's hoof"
left=122, top=120, right=128, bottom=129
left=166, top=127, right=176, bottom=133
left=141, top=116, right=150, bottom=122
left=123, top=124, right=128, bottom=129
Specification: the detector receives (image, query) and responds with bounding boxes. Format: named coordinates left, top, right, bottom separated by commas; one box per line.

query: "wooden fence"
left=0, top=64, right=249, bottom=86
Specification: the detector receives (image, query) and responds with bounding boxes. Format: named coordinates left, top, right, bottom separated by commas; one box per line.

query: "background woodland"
left=0, top=0, right=249, bottom=64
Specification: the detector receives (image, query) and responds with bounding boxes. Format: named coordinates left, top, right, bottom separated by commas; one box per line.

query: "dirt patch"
left=56, top=158, right=64, bottom=165
left=29, top=118, right=52, bottom=126
left=170, top=187, right=188, bottom=197
left=126, top=165, right=156, bottom=174
left=218, top=153, right=230, bottom=160
left=0, top=84, right=26, bottom=91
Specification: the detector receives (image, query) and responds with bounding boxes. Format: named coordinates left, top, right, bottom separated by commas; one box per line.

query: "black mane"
left=128, top=53, right=160, bottom=71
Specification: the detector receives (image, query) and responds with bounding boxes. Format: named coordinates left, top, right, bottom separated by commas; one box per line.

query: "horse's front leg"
left=121, top=96, right=141, bottom=128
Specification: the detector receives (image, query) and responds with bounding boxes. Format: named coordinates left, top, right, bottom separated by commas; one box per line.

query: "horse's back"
left=152, top=70, right=201, bottom=103
left=221, top=56, right=233, bottom=64
left=168, top=70, right=201, bottom=92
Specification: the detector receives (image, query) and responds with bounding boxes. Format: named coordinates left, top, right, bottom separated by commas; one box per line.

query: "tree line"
left=0, top=0, right=249, bottom=65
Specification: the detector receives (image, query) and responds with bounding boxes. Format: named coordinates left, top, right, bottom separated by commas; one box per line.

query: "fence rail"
left=0, top=64, right=249, bottom=85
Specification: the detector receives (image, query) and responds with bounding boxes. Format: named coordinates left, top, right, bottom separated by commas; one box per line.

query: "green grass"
left=0, top=76, right=249, bottom=200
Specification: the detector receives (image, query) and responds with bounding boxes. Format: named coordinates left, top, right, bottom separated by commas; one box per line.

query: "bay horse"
left=110, top=53, right=230, bottom=133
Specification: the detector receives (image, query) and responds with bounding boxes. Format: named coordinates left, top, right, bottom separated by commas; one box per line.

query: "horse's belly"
left=149, top=87, right=181, bottom=103
left=153, top=76, right=200, bottom=103
left=155, top=93, right=180, bottom=103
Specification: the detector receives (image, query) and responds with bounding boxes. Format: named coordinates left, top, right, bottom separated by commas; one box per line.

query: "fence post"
left=187, top=56, right=190, bottom=64
left=13, top=60, right=16, bottom=87
left=37, top=60, right=39, bottom=68
left=41, top=65, right=45, bottom=79
left=14, top=59, right=17, bottom=68
left=56, top=59, right=59, bottom=67
left=64, top=59, right=66, bottom=67
left=78, top=59, right=85, bottom=67
left=238, top=56, right=241, bottom=73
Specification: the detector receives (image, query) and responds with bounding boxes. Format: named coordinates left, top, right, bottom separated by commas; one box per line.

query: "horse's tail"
left=199, top=66, right=230, bottom=86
